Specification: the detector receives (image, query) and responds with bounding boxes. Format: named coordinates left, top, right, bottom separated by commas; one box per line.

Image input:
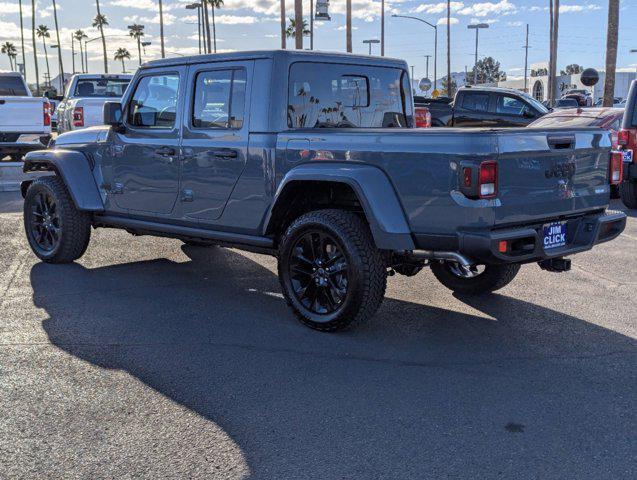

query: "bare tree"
left=603, top=0, right=619, bottom=107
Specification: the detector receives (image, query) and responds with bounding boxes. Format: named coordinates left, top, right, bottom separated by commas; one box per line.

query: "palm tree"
left=285, top=19, right=310, bottom=39
left=94, top=1, right=108, bottom=73
left=294, top=0, right=303, bottom=50
left=51, top=0, right=64, bottom=92
left=158, top=0, right=165, bottom=58
left=31, top=0, right=39, bottom=94
left=207, top=0, right=224, bottom=53
left=114, top=47, right=131, bottom=73
left=128, top=24, right=145, bottom=66
left=280, top=0, right=286, bottom=49
left=36, top=25, right=51, bottom=87
left=74, top=30, right=88, bottom=73
left=1, top=42, right=18, bottom=70
left=603, top=0, right=619, bottom=107
left=18, top=0, right=27, bottom=79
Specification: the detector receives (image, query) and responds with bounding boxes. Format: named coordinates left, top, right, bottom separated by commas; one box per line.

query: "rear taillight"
left=73, top=107, right=84, bottom=127
left=617, top=129, right=630, bottom=147
left=414, top=106, right=432, bottom=128
left=478, top=161, right=498, bottom=198
left=610, top=151, right=623, bottom=185
left=43, top=102, right=51, bottom=127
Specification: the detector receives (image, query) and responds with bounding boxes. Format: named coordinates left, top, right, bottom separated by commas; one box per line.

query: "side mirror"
left=103, top=101, right=123, bottom=127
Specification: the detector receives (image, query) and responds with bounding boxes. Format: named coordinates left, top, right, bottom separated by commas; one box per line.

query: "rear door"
left=452, top=91, right=499, bottom=127
left=108, top=67, right=185, bottom=215
left=493, top=94, right=538, bottom=127
left=494, top=128, right=611, bottom=226
left=179, top=60, right=252, bottom=222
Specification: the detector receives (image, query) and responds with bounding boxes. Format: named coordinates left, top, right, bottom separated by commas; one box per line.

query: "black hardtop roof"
left=141, top=49, right=408, bottom=70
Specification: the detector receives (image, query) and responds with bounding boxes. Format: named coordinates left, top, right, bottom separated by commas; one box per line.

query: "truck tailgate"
left=76, top=98, right=112, bottom=127
left=0, top=97, right=45, bottom=130
left=494, top=128, right=611, bottom=226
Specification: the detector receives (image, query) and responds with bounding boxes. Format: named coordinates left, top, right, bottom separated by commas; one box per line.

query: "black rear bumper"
left=415, top=210, right=627, bottom=265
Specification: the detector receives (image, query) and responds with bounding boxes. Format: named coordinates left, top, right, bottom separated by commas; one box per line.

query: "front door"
left=109, top=67, right=185, bottom=215
left=179, top=62, right=251, bottom=222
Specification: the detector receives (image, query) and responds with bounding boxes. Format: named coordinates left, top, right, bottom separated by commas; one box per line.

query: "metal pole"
left=411, top=65, right=414, bottom=79
left=19, top=0, right=27, bottom=81
left=197, top=6, right=202, bottom=54
left=474, top=28, right=478, bottom=85
left=381, top=0, right=385, bottom=56
left=281, top=0, right=286, bottom=49
left=295, top=0, right=303, bottom=49
left=523, top=24, right=529, bottom=92
left=434, top=27, right=437, bottom=91
left=424, top=55, right=430, bottom=79
left=310, top=0, right=314, bottom=50
left=84, top=41, right=88, bottom=73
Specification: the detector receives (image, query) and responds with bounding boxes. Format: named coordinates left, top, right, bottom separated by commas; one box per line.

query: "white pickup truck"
left=56, top=74, right=132, bottom=134
left=0, top=72, right=51, bottom=161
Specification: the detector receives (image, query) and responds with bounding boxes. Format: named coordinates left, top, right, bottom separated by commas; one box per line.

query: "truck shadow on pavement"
left=30, top=246, right=636, bottom=479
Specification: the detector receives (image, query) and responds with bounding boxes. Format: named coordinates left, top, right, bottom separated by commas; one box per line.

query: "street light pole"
left=363, top=39, right=380, bottom=55
left=631, top=49, right=637, bottom=75
left=186, top=3, right=203, bottom=55
left=392, top=14, right=437, bottom=91
left=468, top=23, right=489, bottom=85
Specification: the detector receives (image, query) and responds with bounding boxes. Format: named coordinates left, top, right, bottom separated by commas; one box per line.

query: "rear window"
left=0, top=76, right=28, bottom=96
left=288, top=62, right=413, bottom=128
left=460, top=92, right=490, bottom=113
left=74, top=78, right=130, bottom=98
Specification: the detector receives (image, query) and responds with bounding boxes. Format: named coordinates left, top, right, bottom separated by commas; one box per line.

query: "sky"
left=1, top=0, right=637, bottom=86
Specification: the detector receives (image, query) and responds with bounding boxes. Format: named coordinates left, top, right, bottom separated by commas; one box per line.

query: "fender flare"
left=23, top=149, right=104, bottom=211
left=265, top=163, right=415, bottom=251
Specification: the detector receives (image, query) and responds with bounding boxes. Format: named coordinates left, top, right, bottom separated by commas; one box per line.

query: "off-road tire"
left=619, top=181, right=637, bottom=209
left=24, top=175, right=91, bottom=263
left=431, top=262, right=520, bottom=295
left=278, top=209, right=387, bottom=332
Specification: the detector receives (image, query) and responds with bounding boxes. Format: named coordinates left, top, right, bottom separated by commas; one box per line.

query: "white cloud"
left=560, top=4, right=602, bottom=13
left=437, top=16, right=459, bottom=25
left=458, top=1, right=516, bottom=17
left=109, top=0, right=159, bottom=10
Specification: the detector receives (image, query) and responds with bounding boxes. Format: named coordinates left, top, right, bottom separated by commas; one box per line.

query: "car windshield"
left=73, top=78, right=130, bottom=98
left=520, top=92, right=549, bottom=114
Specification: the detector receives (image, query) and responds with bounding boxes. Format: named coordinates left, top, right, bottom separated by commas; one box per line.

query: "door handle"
left=213, top=149, right=238, bottom=159
left=155, top=146, right=176, bottom=156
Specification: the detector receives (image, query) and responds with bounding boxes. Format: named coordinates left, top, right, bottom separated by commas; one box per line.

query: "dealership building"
left=498, top=62, right=636, bottom=102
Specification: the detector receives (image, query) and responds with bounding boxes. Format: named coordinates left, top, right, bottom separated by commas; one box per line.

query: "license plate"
left=543, top=221, right=567, bottom=250
left=623, top=149, right=633, bottom=163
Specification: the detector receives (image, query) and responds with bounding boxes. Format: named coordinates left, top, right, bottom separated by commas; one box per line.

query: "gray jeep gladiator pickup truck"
left=21, top=51, right=626, bottom=331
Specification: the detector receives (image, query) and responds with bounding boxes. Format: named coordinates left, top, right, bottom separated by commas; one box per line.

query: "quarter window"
left=192, top=69, right=246, bottom=129
left=128, top=74, right=180, bottom=128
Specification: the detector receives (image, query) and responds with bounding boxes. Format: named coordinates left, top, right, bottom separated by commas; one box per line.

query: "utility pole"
left=548, top=0, right=559, bottom=106
left=280, top=0, right=286, bottom=49
left=346, top=0, right=352, bottom=53
left=71, top=34, right=75, bottom=74
left=424, top=54, right=431, bottom=78
left=18, top=0, right=27, bottom=81
left=603, top=0, right=620, bottom=106
left=523, top=24, right=529, bottom=93
left=381, top=0, right=385, bottom=56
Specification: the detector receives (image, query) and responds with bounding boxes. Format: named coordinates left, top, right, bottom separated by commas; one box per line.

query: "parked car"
left=529, top=107, right=625, bottom=197
left=555, top=98, right=579, bottom=109
left=0, top=72, right=51, bottom=161
left=21, top=50, right=626, bottom=332
left=56, top=74, right=132, bottom=134
left=424, top=86, right=549, bottom=127
left=618, top=80, right=637, bottom=208
left=562, top=89, right=593, bottom=107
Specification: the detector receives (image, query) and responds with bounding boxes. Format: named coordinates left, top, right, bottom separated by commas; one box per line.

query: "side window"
left=287, top=62, right=411, bottom=128
left=192, top=69, right=246, bottom=129
left=496, top=95, right=526, bottom=116
left=128, top=73, right=180, bottom=128
left=461, top=92, right=490, bottom=113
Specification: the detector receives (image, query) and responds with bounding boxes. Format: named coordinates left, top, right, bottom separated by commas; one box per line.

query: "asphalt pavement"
left=0, top=190, right=635, bottom=479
